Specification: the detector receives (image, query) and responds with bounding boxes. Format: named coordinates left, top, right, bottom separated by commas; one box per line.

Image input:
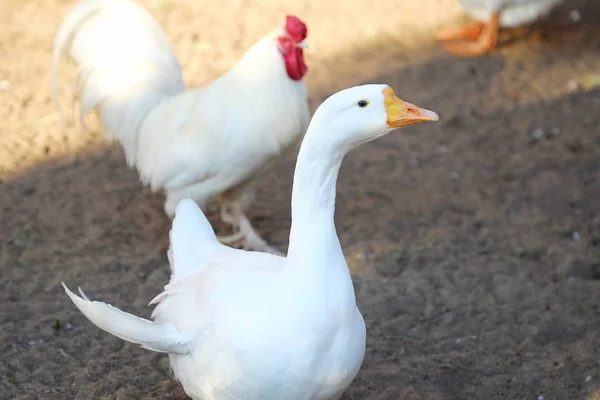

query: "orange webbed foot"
left=438, top=13, right=500, bottom=57
left=436, top=21, right=486, bottom=42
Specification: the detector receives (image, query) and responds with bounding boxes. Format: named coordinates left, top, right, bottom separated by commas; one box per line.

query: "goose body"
left=63, top=84, right=439, bottom=400
left=438, top=0, right=564, bottom=56
left=459, top=0, right=563, bottom=27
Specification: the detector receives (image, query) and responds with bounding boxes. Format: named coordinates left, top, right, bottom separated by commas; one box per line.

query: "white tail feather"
left=168, top=199, right=219, bottom=279
left=51, top=0, right=184, bottom=165
left=63, top=282, right=190, bottom=354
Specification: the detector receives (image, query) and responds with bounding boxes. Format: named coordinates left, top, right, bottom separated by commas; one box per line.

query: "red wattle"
left=284, top=48, right=307, bottom=81
left=278, top=38, right=308, bottom=81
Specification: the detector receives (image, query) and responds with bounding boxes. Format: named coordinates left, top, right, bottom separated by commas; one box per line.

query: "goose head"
left=306, top=84, right=439, bottom=153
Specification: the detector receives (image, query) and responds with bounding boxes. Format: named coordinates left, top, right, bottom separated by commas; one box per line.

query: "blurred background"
left=1, top=0, right=599, bottom=398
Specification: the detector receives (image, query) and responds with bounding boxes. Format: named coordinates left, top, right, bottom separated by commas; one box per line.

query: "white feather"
left=167, top=198, right=218, bottom=279
left=457, top=0, right=564, bottom=27
left=62, top=283, right=190, bottom=354
left=51, top=0, right=310, bottom=217
left=52, top=0, right=184, bottom=165
left=62, top=84, right=440, bottom=399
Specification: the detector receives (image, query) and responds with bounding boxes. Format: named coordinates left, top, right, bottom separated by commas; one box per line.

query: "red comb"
left=285, top=15, right=307, bottom=43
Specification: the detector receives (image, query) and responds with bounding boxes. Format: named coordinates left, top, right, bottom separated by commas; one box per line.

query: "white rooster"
left=51, top=0, right=310, bottom=254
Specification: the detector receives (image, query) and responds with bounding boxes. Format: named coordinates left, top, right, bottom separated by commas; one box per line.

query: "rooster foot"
left=217, top=231, right=245, bottom=245
left=217, top=205, right=283, bottom=256
left=240, top=218, right=283, bottom=256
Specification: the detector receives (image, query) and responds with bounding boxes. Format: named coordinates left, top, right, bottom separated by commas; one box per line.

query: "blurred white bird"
left=63, top=84, right=439, bottom=400
left=437, top=0, right=564, bottom=56
left=51, top=0, right=311, bottom=254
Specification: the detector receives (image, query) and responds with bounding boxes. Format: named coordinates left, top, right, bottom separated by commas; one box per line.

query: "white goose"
left=62, top=84, right=439, bottom=400
left=438, top=0, right=564, bottom=56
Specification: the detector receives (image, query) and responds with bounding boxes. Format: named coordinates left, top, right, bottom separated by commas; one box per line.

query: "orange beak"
left=383, top=87, right=439, bottom=128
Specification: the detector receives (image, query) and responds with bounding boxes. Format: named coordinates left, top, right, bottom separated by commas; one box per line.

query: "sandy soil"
left=1, top=0, right=600, bottom=399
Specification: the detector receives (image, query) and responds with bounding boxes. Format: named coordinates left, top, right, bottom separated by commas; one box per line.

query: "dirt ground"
left=1, top=0, right=600, bottom=399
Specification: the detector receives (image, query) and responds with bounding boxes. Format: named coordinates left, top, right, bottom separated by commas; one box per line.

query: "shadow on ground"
left=1, top=1, right=600, bottom=399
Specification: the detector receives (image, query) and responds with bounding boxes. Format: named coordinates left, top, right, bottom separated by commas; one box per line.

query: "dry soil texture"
left=1, top=0, right=600, bottom=399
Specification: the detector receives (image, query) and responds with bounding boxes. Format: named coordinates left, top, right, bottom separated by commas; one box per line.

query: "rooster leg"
left=216, top=204, right=245, bottom=245
left=215, top=180, right=255, bottom=246
left=219, top=204, right=240, bottom=230
left=236, top=212, right=283, bottom=256
left=216, top=179, right=283, bottom=255
left=441, top=13, right=501, bottom=57
left=217, top=230, right=246, bottom=246
left=216, top=201, right=283, bottom=255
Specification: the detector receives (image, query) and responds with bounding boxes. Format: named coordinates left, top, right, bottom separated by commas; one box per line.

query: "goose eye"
left=357, top=100, right=369, bottom=108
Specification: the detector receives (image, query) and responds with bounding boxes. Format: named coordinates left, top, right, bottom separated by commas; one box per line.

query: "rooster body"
left=52, top=0, right=310, bottom=253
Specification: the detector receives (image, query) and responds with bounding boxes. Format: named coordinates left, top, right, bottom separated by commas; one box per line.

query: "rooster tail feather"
left=52, top=0, right=185, bottom=165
